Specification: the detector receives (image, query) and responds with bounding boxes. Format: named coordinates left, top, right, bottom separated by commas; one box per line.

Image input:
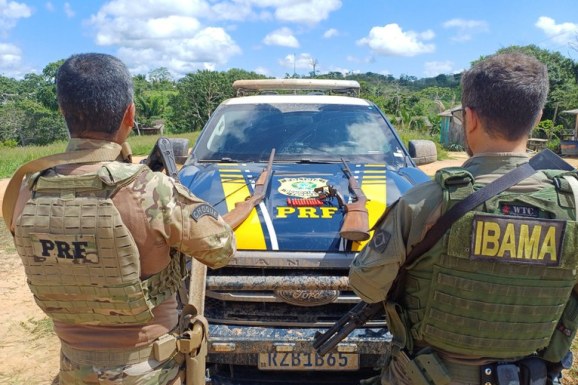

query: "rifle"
left=313, top=301, right=383, bottom=356
left=142, top=137, right=179, bottom=178
left=222, top=148, right=275, bottom=229
left=177, top=257, right=209, bottom=385
left=143, top=137, right=208, bottom=384
left=340, top=159, right=370, bottom=241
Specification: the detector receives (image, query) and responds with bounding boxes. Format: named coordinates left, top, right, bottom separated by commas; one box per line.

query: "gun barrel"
left=312, top=301, right=378, bottom=356
left=222, top=148, right=275, bottom=229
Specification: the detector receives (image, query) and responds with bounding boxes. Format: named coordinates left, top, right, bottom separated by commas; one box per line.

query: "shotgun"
left=143, top=137, right=209, bottom=385
left=340, top=159, right=370, bottom=241
left=313, top=301, right=383, bottom=356
left=222, top=148, right=276, bottom=229
left=142, top=137, right=179, bottom=178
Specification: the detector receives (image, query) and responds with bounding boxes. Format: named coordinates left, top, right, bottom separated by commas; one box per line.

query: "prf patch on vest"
left=191, top=204, right=219, bottom=222
left=470, top=214, right=564, bottom=266
left=30, top=233, right=98, bottom=263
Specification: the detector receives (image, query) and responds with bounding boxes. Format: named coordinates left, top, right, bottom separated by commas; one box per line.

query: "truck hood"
left=178, top=161, right=430, bottom=252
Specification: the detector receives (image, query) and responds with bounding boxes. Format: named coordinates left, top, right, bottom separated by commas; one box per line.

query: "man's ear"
left=533, top=111, right=543, bottom=128
left=122, top=103, right=135, bottom=129
left=464, top=106, right=478, bottom=135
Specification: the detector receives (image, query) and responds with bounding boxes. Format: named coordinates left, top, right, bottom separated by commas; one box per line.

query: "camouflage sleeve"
left=349, top=181, right=443, bottom=303
left=134, top=170, right=236, bottom=269
left=349, top=202, right=405, bottom=303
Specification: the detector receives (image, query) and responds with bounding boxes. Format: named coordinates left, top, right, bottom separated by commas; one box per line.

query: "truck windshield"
left=194, top=102, right=407, bottom=164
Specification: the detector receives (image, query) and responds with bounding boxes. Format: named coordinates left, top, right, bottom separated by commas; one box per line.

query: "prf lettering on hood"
left=471, top=214, right=564, bottom=266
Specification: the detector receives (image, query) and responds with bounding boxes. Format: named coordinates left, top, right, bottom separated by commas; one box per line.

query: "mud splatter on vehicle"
left=178, top=79, right=436, bottom=384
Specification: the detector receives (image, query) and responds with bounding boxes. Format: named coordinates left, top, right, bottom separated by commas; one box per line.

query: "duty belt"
left=396, top=352, right=550, bottom=385
left=61, top=334, right=178, bottom=367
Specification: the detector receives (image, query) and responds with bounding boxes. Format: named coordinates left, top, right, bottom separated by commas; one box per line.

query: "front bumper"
left=207, top=324, right=390, bottom=367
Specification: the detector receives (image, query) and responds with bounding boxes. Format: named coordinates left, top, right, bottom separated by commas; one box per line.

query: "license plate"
left=258, top=352, right=359, bottom=371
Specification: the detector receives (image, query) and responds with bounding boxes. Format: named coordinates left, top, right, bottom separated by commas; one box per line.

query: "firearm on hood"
left=340, top=159, right=370, bottom=241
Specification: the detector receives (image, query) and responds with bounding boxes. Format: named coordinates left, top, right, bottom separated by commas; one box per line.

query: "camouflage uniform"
left=350, top=153, right=578, bottom=385
left=12, top=139, right=236, bottom=385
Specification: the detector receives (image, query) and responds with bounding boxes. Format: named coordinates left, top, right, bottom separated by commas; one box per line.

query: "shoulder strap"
left=3, top=143, right=131, bottom=232
left=389, top=149, right=574, bottom=301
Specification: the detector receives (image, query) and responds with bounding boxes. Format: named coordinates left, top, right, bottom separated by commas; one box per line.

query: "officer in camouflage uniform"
left=350, top=53, right=577, bottom=385
left=7, top=53, right=236, bottom=384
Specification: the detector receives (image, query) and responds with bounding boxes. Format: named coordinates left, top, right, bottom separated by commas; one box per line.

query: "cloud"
left=357, top=23, right=435, bottom=57
left=0, top=42, right=32, bottom=77
left=0, top=41, right=20, bottom=66
left=0, top=0, right=32, bottom=36
left=45, top=2, right=54, bottom=12
left=208, top=0, right=341, bottom=25
left=278, top=53, right=317, bottom=71
left=424, top=60, right=455, bottom=77
left=87, top=0, right=241, bottom=77
left=323, top=28, right=339, bottom=38
left=535, top=16, right=578, bottom=45
left=263, top=27, right=299, bottom=48
left=443, top=18, right=489, bottom=42
left=63, top=2, right=74, bottom=18
left=273, top=0, right=341, bottom=25
left=254, top=66, right=269, bottom=75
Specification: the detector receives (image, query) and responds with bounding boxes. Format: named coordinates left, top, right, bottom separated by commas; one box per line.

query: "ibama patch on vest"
left=470, top=214, right=564, bottom=266
left=30, top=233, right=98, bottom=263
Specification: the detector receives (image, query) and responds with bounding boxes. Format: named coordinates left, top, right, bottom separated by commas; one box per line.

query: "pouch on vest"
left=540, top=291, right=578, bottom=363
left=14, top=164, right=186, bottom=325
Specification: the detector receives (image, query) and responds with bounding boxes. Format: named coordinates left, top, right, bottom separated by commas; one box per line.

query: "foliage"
left=0, top=45, right=577, bottom=150
left=0, top=99, right=67, bottom=145
left=168, top=68, right=267, bottom=132
left=533, top=119, right=565, bottom=140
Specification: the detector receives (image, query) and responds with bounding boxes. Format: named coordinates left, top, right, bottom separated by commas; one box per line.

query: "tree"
left=168, top=69, right=266, bottom=132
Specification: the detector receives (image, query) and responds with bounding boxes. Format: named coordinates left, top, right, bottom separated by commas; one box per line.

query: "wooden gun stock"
left=223, top=149, right=275, bottom=229
left=340, top=159, right=370, bottom=241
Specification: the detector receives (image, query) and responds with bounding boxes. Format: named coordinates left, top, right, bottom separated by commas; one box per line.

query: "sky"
left=1, top=0, right=578, bottom=80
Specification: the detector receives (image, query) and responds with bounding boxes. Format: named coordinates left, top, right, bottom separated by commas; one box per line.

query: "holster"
left=480, top=357, right=548, bottom=385
left=177, top=315, right=209, bottom=385
left=394, top=350, right=451, bottom=385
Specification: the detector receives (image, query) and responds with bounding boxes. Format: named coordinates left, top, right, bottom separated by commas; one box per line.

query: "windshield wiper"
left=197, top=157, right=239, bottom=163
left=295, top=158, right=341, bottom=164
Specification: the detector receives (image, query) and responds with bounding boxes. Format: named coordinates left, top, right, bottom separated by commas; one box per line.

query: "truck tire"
left=170, top=138, right=190, bottom=164
left=409, top=139, right=437, bottom=165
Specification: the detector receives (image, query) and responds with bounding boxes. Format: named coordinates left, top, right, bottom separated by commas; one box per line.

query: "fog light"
left=212, top=343, right=236, bottom=352
left=337, top=343, right=358, bottom=353
left=274, top=343, right=295, bottom=352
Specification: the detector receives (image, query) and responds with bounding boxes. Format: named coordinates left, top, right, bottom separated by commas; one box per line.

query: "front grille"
left=205, top=266, right=385, bottom=328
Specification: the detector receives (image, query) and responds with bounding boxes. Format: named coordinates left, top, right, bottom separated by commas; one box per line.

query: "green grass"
left=0, top=132, right=200, bottom=179
left=19, top=317, right=54, bottom=336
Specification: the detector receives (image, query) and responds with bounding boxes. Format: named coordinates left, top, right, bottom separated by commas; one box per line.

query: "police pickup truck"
left=177, top=79, right=436, bottom=384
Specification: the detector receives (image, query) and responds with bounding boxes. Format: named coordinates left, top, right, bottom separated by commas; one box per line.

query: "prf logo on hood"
left=470, top=214, right=564, bottom=266
left=278, top=177, right=328, bottom=198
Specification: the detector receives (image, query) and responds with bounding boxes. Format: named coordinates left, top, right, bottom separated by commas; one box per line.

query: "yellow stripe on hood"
left=220, top=166, right=266, bottom=249
left=351, top=164, right=387, bottom=251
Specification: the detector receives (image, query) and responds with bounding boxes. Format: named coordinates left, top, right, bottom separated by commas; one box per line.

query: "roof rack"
left=232, top=79, right=360, bottom=97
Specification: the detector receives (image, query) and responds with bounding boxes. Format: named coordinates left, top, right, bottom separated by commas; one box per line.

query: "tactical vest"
left=13, top=162, right=187, bottom=325
left=402, top=167, right=578, bottom=359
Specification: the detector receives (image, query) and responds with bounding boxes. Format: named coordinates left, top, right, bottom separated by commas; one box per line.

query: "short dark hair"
left=461, top=52, right=549, bottom=141
left=56, top=53, right=134, bottom=136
